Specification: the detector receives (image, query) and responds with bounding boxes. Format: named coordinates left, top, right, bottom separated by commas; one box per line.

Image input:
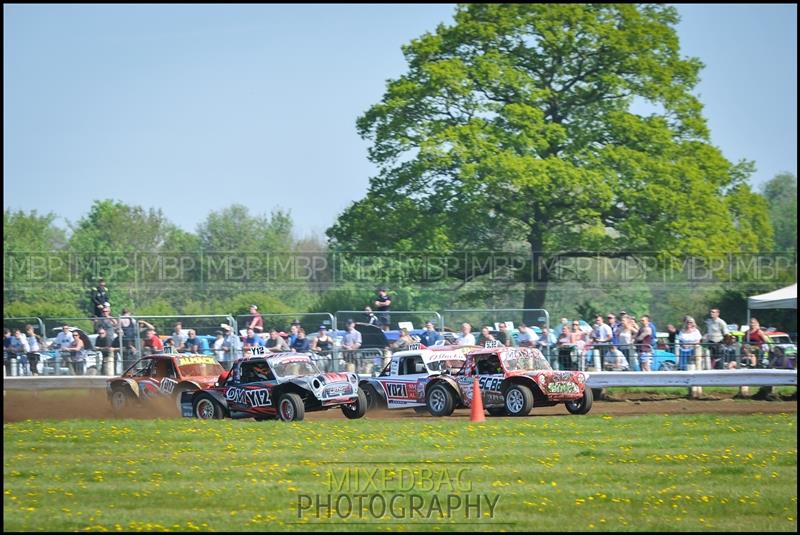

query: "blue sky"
left=4, top=4, right=797, bottom=239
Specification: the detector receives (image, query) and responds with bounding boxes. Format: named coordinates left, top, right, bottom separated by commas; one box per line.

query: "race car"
left=107, top=353, right=225, bottom=414
left=359, top=344, right=473, bottom=412
left=180, top=350, right=368, bottom=422
left=421, top=343, right=592, bottom=417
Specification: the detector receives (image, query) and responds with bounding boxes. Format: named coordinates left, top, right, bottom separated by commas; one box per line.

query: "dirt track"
left=3, top=389, right=796, bottom=423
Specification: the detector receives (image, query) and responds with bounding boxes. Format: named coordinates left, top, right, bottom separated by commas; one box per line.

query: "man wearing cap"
left=221, top=325, right=242, bottom=362
left=90, top=278, right=110, bottom=317
left=419, top=321, right=442, bottom=347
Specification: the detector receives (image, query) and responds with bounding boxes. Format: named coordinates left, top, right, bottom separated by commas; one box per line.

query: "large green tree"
left=761, top=172, right=797, bottom=252
left=327, top=3, right=772, bottom=317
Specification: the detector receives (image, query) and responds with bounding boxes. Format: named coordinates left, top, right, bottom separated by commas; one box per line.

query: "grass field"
left=4, top=413, right=797, bottom=532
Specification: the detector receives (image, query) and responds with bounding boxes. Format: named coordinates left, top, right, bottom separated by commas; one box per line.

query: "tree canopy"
left=327, top=3, right=773, bottom=313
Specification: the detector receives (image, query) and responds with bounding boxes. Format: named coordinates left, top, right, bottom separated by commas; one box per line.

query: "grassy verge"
left=4, top=414, right=797, bottom=532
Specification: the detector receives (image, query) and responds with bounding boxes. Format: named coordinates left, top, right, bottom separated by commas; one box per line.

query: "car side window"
left=240, top=363, right=258, bottom=383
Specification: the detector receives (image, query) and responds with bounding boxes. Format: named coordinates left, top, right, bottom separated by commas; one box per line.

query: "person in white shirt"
left=456, top=323, right=476, bottom=346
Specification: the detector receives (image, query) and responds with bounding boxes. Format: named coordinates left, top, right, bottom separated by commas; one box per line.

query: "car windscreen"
left=271, top=358, right=321, bottom=378
left=176, top=355, right=224, bottom=377
left=501, top=348, right=552, bottom=372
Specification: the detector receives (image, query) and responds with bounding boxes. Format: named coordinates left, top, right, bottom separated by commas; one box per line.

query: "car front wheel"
left=565, top=388, right=593, bottom=415
left=193, top=394, right=224, bottom=420
left=342, top=388, right=368, bottom=419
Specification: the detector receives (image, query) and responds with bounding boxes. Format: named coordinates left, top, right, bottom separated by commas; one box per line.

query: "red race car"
left=107, top=353, right=225, bottom=414
left=420, top=343, right=592, bottom=417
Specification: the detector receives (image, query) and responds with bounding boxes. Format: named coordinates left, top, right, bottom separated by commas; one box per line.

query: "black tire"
left=278, top=393, right=305, bottom=422
left=487, top=407, right=507, bottom=417
left=565, top=388, right=594, bottom=415
left=504, top=384, right=534, bottom=416
left=362, top=384, right=385, bottom=410
left=342, top=388, right=368, bottom=419
left=193, top=393, right=224, bottom=420
left=110, top=387, right=132, bottom=413
left=426, top=383, right=455, bottom=417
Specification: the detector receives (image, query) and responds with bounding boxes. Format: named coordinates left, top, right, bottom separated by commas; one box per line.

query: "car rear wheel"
left=278, top=393, right=305, bottom=422
left=341, top=388, right=368, bottom=419
left=426, top=383, right=455, bottom=417
left=505, top=384, right=534, bottom=416
left=565, top=388, right=593, bottom=415
left=110, top=388, right=132, bottom=413
left=193, top=394, right=224, bottom=420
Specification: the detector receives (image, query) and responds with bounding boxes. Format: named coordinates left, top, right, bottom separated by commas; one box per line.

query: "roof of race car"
left=391, top=344, right=474, bottom=363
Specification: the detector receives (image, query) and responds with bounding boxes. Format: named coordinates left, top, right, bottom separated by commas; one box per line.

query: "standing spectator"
left=455, top=323, right=476, bottom=346
left=291, top=328, right=310, bottom=353
left=666, top=324, right=678, bottom=346
left=287, top=323, right=300, bottom=348
left=373, top=287, right=392, bottom=327
left=94, top=327, right=118, bottom=373
left=516, top=323, right=538, bottom=348
left=677, top=316, right=702, bottom=370
left=591, top=314, right=614, bottom=351
left=618, top=316, right=638, bottom=371
left=213, top=331, right=225, bottom=361
left=557, top=325, right=575, bottom=370
left=265, top=328, right=290, bottom=353
left=93, top=304, right=118, bottom=335
left=635, top=315, right=654, bottom=371
left=118, top=308, right=138, bottom=363
left=143, top=328, right=164, bottom=355
left=51, top=324, right=74, bottom=374
left=170, top=322, right=188, bottom=352
left=703, top=308, right=729, bottom=362
left=25, top=324, right=43, bottom=376
left=221, top=325, right=242, bottom=361
left=364, top=307, right=380, bottom=326
left=419, top=321, right=442, bottom=347
left=65, top=330, right=87, bottom=375
left=742, top=317, right=768, bottom=367
left=496, top=323, right=511, bottom=347
left=539, top=326, right=556, bottom=353
left=9, top=329, right=31, bottom=375
left=185, top=329, right=210, bottom=354
left=342, top=320, right=362, bottom=351
left=607, top=313, right=621, bottom=347
left=310, top=326, right=334, bottom=354
left=90, top=278, right=110, bottom=317
left=246, top=305, right=264, bottom=333
left=719, top=334, right=741, bottom=368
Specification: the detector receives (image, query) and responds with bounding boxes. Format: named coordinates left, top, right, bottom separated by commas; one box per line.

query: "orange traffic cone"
left=470, top=377, right=486, bottom=422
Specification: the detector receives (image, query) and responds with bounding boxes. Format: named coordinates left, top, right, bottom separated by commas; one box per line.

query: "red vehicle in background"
left=420, top=343, right=592, bottom=417
left=107, top=353, right=224, bottom=414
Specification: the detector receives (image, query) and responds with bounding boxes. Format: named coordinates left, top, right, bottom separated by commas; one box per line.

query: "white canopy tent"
left=748, top=283, right=797, bottom=310
left=746, top=283, right=797, bottom=344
